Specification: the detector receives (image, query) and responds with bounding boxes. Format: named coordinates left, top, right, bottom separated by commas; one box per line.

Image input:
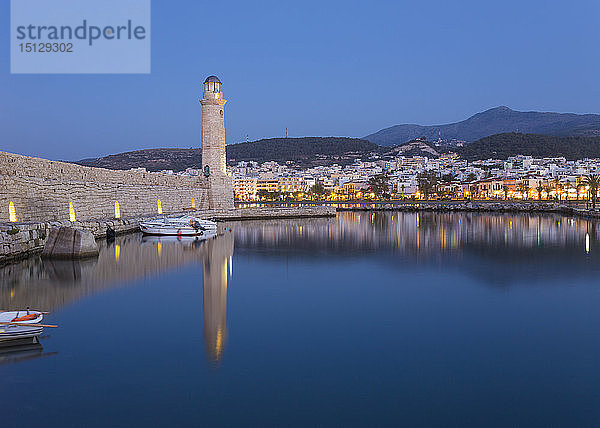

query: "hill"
left=227, top=137, right=382, bottom=166
left=383, top=139, right=440, bottom=158
left=75, top=137, right=383, bottom=171
left=365, top=106, right=600, bottom=146
left=456, top=133, right=600, bottom=161
left=77, top=148, right=201, bottom=171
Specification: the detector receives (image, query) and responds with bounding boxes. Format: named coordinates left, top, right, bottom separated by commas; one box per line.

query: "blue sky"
left=1, top=0, right=599, bottom=160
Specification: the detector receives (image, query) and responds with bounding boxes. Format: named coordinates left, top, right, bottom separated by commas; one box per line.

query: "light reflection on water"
left=2, top=212, right=600, bottom=426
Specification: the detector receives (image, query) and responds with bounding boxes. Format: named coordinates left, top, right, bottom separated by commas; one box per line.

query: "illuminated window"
left=8, top=202, right=16, bottom=222
left=157, top=199, right=163, bottom=214
left=69, top=202, right=76, bottom=222
left=114, top=201, right=121, bottom=219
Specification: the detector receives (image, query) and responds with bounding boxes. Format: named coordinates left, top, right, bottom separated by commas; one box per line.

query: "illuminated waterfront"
left=2, top=212, right=600, bottom=426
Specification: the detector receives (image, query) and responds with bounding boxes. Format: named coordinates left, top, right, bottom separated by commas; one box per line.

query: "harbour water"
left=2, top=212, right=600, bottom=426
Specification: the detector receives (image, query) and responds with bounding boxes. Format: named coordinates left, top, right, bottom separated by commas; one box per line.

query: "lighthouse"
left=200, top=75, right=233, bottom=209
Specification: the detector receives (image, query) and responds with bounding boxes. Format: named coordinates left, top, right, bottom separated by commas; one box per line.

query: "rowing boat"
left=0, top=310, right=44, bottom=344
left=139, top=215, right=218, bottom=236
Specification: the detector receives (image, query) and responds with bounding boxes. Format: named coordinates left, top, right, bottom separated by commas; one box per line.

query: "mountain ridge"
left=364, top=106, right=600, bottom=146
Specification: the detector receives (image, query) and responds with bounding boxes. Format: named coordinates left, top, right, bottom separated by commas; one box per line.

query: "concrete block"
left=42, top=227, right=99, bottom=259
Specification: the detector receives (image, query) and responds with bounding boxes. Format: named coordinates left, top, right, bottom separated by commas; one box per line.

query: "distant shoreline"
left=236, top=200, right=600, bottom=219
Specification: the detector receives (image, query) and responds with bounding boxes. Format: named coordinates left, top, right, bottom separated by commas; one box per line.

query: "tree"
left=563, top=180, right=572, bottom=201
left=502, top=184, right=510, bottom=200
left=469, top=183, right=478, bottom=199
left=310, top=182, right=326, bottom=200
left=368, top=174, right=390, bottom=199
left=257, top=189, right=270, bottom=200
left=257, top=189, right=280, bottom=201
left=518, top=182, right=529, bottom=199
left=583, top=174, right=600, bottom=209
left=417, top=171, right=438, bottom=200
left=536, top=181, right=544, bottom=200
left=552, top=178, right=563, bottom=201
left=466, top=172, right=477, bottom=182
left=576, top=182, right=585, bottom=202
left=441, top=173, right=455, bottom=183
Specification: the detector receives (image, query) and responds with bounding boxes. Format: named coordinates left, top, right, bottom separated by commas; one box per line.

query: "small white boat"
left=139, top=215, right=218, bottom=236
left=0, top=310, right=44, bottom=344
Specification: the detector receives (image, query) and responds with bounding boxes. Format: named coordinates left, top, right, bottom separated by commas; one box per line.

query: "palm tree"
left=582, top=175, right=600, bottom=209
left=518, top=182, right=529, bottom=199
left=502, top=184, right=510, bottom=200
left=552, top=178, right=563, bottom=201
left=576, top=182, right=585, bottom=202
left=563, top=180, right=572, bottom=201
left=536, top=181, right=544, bottom=200
left=469, top=184, right=478, bottom=200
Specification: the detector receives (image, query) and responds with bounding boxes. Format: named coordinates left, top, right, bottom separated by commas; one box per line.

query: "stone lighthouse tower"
left=200, top=75, right=233, bottom=209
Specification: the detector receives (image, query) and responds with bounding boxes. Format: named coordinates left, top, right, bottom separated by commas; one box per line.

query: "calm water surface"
left=2, top=212, right=600, bottom=427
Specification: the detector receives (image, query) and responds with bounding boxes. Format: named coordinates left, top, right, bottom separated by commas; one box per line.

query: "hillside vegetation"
left=76, top=137, right=383, bottom=171
left=456, top=133, right=600, bottom=160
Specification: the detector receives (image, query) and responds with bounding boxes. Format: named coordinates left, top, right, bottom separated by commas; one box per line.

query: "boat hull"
left=0, top=326, right=43, bottom=343
left=139, top=225, right=216, bottom=236
left=139, top=216, right=219, bottom=236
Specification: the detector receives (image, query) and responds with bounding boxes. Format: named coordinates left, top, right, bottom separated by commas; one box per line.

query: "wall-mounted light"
left=69, top=202, right=76, bottom=222
left=157, top=199, right=163, bottom=214
left=8, top=202, right=16, bottom=222
left=191, top=197, right=196, bottom=209
left=114, top=201, right=121, bottom=219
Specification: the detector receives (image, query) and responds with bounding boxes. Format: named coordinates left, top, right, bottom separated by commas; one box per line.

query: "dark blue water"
left=2, top=212, right=600, bottom=427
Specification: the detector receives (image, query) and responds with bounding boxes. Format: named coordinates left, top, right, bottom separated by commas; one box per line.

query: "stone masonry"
left=0, top=150, right=234, bottom=223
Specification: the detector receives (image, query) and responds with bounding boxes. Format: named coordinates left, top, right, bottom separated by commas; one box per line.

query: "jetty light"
left=8, top=201, right=17, bottom=222
left=157, top=199, right=163, bottom=214
left=69, top=202, right=76, bottom=222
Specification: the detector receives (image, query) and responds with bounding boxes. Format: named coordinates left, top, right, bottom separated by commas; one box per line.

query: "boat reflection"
left=0, top=340, right=57, bottom=366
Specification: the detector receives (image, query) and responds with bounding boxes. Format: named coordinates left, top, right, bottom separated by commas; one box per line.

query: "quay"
left=334, top=200, right=600, bottom=216
left=0, top=206, right=335, bottom=265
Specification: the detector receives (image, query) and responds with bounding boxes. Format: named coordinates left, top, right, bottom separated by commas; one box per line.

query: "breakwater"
left=0, top=151, right=232, bottom=223
left=337, top=201, right=600, bottom=218
left=0, top=205, right=336, bottom=264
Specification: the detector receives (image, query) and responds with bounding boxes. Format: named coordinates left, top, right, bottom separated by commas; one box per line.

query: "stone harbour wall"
left=0, top=151, right=234, bottom=224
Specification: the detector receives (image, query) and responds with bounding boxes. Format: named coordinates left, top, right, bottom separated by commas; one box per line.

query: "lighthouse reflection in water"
left=143, top=231, right=234, bottom=364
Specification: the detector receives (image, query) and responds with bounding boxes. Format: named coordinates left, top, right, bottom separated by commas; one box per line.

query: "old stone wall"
left=0, top=151, right=234, bottom=223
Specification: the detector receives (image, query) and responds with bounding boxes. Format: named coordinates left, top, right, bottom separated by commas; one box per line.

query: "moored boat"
left=0, top=310, right=45, bottom=345
left=139, top=215, right=218, bottom=236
